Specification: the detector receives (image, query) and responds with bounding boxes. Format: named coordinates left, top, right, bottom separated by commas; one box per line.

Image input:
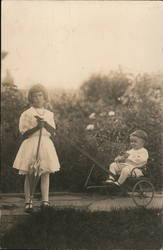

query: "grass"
left=1, top=207, right=163, bottom=250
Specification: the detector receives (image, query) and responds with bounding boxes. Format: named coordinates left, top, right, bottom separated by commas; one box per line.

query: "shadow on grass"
left=1, top=206, right=163, bottom=250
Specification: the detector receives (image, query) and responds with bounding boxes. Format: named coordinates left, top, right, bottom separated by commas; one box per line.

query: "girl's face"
left=32, top=91, right=45, bottom=108
left=130, top=135, right=144, bottom=150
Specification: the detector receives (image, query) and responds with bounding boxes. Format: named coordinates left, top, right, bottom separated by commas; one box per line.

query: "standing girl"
left=13, top=84, right=60, bottom=212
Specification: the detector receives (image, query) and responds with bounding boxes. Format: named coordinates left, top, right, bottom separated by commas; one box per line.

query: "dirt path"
left=0, top=191, right=163, bottom=215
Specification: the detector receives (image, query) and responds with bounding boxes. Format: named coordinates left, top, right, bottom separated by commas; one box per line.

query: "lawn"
left=1, top=207, right=163, bottom=250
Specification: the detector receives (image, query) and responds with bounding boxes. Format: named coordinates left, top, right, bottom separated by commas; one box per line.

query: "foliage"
left=51, top=72, right=163, bottom=191
left=1, top=207, right=163, bottom=249
left=1, top=80, right=27, bottom=192
left=80, top=70, right=131, bottom=104
left=1, top=70, right=163, bottom=192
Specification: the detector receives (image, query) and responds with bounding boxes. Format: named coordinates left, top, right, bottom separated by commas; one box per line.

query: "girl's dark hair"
left=28, top=84, right=48, bottom=103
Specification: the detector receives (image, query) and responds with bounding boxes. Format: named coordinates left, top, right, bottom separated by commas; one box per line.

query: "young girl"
left=13, top=84, right=60, bottom=212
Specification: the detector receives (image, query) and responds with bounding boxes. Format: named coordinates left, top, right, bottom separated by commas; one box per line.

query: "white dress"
left=13, top=107, right=60, bottom=175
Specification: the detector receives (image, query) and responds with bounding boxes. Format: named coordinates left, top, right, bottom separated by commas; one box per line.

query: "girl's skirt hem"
left=17, top=169, right=58, bottom=175
left=13, top=136, right=60, bottom=174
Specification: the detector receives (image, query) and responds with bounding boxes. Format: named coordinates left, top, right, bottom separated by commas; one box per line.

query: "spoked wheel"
left=132, top=179, right=154, bottom=207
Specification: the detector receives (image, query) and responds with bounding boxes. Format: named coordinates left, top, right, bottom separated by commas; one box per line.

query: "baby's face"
left=130, top=135, right=144, bottom=150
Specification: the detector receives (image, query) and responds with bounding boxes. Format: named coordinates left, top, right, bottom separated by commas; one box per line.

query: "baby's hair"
left=130, top=129, right=148, bottom=145
left=28, top=84, right=48, bottom=104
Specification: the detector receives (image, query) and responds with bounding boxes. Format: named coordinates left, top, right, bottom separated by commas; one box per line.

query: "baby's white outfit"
left=110, top=147, right=148, bottom=184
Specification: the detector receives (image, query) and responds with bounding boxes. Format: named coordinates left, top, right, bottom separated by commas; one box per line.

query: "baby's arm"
left=115, top=152, right=129, bottom=162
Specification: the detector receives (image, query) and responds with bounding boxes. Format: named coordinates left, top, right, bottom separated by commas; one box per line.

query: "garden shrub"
left=1, top=71, right=163, bottom=192
left=1, top=81, right=27, bottom=192
left=50, top=72, right=163, bottom=191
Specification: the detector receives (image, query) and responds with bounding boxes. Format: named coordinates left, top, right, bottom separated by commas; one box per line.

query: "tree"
left=80, top=71, right=131, bottom=105
left=1, top=74, right=27, bottom=192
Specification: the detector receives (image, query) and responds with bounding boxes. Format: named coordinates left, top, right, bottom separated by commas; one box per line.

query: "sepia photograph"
left=1, top=1, right=163, bottom=249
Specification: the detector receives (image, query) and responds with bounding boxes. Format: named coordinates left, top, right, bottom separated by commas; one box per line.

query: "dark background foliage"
left=1, top=70, right=163, bottom=192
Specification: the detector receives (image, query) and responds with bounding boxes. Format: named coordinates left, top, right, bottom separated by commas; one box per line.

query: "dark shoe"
left=25, top=202, right=33, bottom=213
left=41, top=201, right=50, bottom=208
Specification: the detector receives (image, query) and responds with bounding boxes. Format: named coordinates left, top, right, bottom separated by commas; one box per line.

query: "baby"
left=105, top=130, right=149, bottom=186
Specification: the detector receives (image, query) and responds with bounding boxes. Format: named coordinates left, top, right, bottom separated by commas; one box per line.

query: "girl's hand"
left=38, top=119, right=45, bottom=128
left=35, top=116, right=45, bottom=128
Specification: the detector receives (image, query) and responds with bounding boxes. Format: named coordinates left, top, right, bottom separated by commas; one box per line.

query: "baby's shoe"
left=104, top=178, right=115, bottom=184
left=113, top=181, right=120, bottom=186
left=105, top=179, right=114, bottom=184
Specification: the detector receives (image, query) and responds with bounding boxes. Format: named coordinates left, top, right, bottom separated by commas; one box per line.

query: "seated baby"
left=105, top=130, right=149, bottom=186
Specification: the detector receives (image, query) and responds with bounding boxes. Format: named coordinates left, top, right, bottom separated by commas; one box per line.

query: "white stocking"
left=24, top=175, right=31, bottom=203
left=41, top=173, right=50, bottom=202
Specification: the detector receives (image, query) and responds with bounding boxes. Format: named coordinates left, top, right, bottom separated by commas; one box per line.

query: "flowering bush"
left=50, top=72, right=163, bottom=191
left=1, top=71, right=163, bottom=192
